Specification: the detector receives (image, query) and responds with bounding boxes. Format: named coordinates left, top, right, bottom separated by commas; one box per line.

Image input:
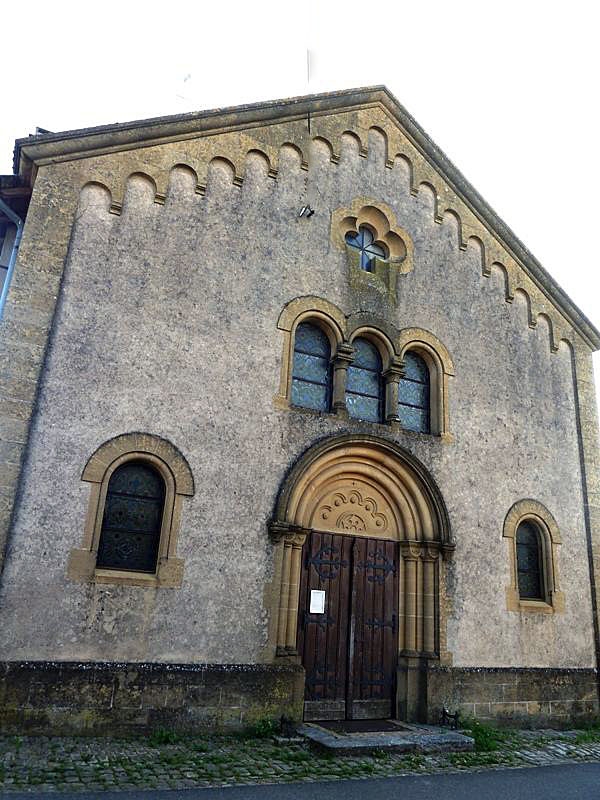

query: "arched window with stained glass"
left=398, top=351, right=430, bottom=433
left=345, top=226, right=386, bottom=272
left=97, top=461, right=165, bottom=573
left=346, top=338, right=383, bottom=423
left=516, top=521, right=544, bottom=600
left=291, top=322, right=332, bottom=412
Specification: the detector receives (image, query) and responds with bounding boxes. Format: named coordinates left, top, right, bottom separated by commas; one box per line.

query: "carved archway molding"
left=267, top=435, right=454, bottom=660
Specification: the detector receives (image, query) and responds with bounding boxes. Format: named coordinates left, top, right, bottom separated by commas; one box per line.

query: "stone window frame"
left=396, top=329, right=455, bottom=439
left=274, top=297, right=345, bottom=415
left=503, top=499, right=564, bottom=614
left=331, top=198, right=414, bottom=300
left=275, top=297, right=454, bottom=439
left=67, top=432, right=194, bottom=588
left=346, top=325, right=397, bottom=425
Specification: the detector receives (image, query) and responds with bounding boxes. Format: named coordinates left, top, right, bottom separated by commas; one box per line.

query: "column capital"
left=333, top=342, right=355, bottom=366
left=400, top=539, right=447, bottom=560
left=268, top=521, right=309, bottom=544
left=401, top=541, right=422, bottom=561
left=383, top=357, right=405, bottom=383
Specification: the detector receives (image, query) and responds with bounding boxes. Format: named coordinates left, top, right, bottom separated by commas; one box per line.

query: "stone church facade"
left=0, top=87, right=599, bottom=733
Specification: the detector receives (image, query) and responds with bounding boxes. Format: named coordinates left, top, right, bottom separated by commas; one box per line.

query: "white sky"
left=2, top=0, right=600, bottom=417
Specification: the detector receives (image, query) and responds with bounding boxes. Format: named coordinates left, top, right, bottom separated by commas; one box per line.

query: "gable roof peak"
left=11, top=86, right=600, bottom=350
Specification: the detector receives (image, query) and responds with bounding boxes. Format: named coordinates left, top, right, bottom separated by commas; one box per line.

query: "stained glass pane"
left=291, top=379, right=328, bottom=411
left=365, top=242, right=385, bottom=259
left=516, top=522, right=543, bottom=599
left=103, top=495, right=162, bottom=533
left=346, top=226, right=384, bottom=273
left=292, top=352, right=329, bottom=383
left=291, top=323, right=331, bottom=411
left=346, top=393, right=380, bottom=423
left=398, top=379, right=428, bottom=408
left=107, top=463, right=163, bottom=498
left=347, top=365, right=380, bottom=396
left=398, top=405, right=429, bottom=433
left=97, top=530, right=160, bottom=573
left=345, top=337, right=383, bottom=421
left=360, top=227, right=374, bottom=246
left=403, top=352, right=429, bottom=383
left=97, top=462, right=164, bottom=573
left=361, top=252, right=375, bottom=272
left=294, top=323, right=330, bottom=358
left=353, top=338, right=381, bottom=370
left=517, top=523, right=538, bottom=547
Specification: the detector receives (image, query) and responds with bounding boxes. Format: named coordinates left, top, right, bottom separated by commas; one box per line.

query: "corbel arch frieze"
left=58, top=102, right=577, bottom=354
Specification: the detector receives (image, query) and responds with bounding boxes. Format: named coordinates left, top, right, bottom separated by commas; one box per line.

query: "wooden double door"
left=297, top=531, right=399, bottom=721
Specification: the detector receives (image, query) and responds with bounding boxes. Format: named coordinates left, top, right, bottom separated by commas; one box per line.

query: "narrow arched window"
left=516, top=521, right=543, bottom=600
left=97, top=461, right=165, bottom=573
left=398, top=352, right=430, bottom=433
left=345, top=226, right=386, bottom=272
left=291, top=322, right=331, bottom=412
left=346, top=338, right=383, bottom=423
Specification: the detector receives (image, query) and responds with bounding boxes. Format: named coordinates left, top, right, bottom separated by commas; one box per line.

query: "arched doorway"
left=269, top=435, right=453, bottom=722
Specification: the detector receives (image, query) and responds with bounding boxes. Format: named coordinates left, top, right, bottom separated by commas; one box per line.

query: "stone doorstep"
left=299, top=722, right=474, bottom=755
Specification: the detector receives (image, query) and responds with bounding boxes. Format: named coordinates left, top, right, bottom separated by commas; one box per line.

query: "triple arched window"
left=286, top=313, right=450, bottom=436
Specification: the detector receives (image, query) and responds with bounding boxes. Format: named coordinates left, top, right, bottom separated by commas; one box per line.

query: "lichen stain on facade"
left=0, top=88, right=599, bottom=733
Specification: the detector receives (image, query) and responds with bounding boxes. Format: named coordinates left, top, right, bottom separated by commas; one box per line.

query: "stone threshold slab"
left=299, top=721, right=474, bottom=755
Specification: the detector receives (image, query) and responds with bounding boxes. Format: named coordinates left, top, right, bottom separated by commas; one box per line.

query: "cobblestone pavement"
left=1, top=729, right=600, bottom=793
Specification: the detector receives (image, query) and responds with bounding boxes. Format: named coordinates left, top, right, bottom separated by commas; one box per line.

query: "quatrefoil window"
left=344, top=226, right=386, bottom=272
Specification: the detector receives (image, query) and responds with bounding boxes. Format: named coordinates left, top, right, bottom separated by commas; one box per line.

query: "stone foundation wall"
left=0, top=662, right=305, bottom=736
left=427, top=666, right=599, bottom=728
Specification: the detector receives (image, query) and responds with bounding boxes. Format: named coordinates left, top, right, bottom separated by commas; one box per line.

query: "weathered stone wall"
left=0, top=662, right=304, bottom=735
left=0, top=106, right=597, bottom=682
left=428, top=666, right=599, bottom=729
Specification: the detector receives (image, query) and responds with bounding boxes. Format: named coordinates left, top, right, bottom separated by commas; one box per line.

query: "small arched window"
left=398, top=352, right=430, bottom=433
left=516, top=521, right=543, bottom=600
left=291, top=322, right=331, bottom=412
left=346, top=338, right=383, bottom=423
left=345, top=226, right=386, bottom=272
left=97, top=461, right=165, bottom=573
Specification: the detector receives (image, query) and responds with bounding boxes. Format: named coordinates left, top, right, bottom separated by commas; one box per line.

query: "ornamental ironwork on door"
left=297, top=531, right=399, bottom=721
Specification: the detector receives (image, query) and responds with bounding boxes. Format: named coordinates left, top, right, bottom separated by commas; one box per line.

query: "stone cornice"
left=11, top=85, right=600, bottom=350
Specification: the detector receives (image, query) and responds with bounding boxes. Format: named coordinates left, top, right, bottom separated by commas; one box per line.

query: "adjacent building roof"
left=11, top=86, right=600, bottom=349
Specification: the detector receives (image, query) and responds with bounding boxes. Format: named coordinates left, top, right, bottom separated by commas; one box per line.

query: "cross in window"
left=345, top=226, right=386, bottom=272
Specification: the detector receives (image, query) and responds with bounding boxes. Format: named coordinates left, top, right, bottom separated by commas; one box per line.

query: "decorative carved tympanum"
left=312, top=484, right=392, bottom=538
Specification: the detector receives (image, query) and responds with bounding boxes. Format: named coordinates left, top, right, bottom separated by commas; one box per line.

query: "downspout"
left=0, top=198, right=24, bottom=320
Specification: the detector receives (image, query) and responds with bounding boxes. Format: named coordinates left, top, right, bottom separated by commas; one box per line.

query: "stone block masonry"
left=0, top=661, right=305, bottom=735
left=428, top=667, right=599, bottom=728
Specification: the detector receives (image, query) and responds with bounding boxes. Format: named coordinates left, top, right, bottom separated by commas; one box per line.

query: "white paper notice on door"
left=309, top=589, right=326, bottom=614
